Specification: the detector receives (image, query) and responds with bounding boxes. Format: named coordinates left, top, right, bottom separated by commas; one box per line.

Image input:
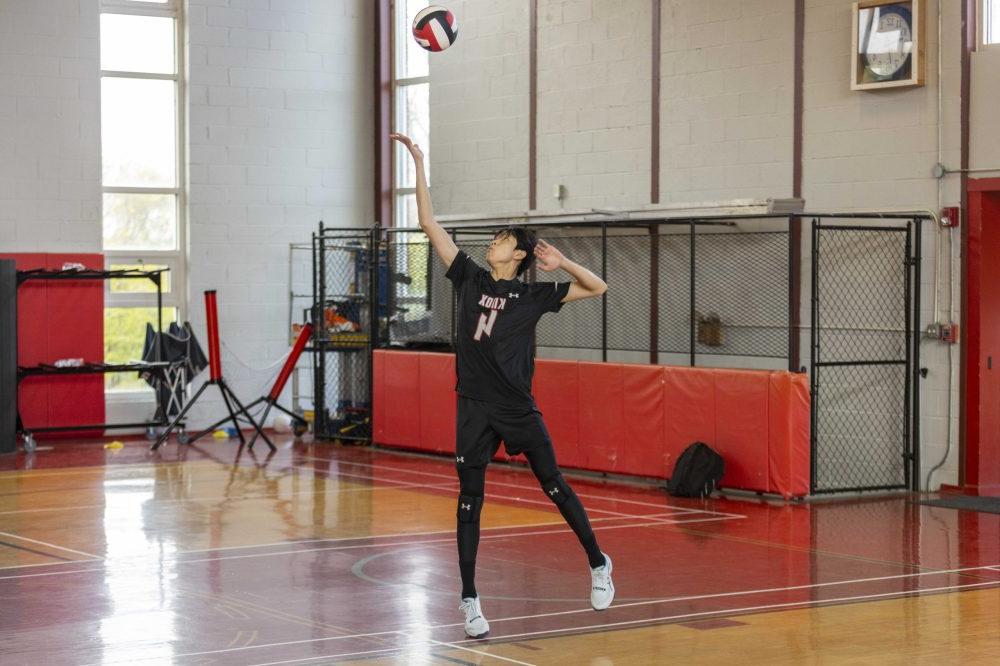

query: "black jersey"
left=445, top=251, right=570, bottom=407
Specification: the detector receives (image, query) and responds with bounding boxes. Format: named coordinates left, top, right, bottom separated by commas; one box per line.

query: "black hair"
left=493, top=226, right=537, bottom=277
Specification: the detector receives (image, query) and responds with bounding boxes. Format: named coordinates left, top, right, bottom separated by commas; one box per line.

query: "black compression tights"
left=456, top=447, right=604, bottom=599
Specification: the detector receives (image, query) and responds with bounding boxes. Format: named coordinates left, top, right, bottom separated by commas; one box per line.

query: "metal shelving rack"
left=14, top=268, right=180, bottom=451
left=311, top=224, right=379, bottom=442
left=288, top=241, right=314, bottom=419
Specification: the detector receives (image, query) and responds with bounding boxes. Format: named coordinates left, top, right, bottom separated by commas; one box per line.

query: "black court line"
left=0, top=539, right=74, bottom=562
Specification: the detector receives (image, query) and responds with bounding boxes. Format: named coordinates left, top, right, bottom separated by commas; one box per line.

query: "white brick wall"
left=0, top=0, right=101, bottom=252
left=428, top=0, right=531, bottom=215
left=803, top=0, right=944, bottom=211
left=185, top=0, right=373, bottom=427
left=660, top=0, right=794, bottom=203
left=536, top=0, right=652, bottom=210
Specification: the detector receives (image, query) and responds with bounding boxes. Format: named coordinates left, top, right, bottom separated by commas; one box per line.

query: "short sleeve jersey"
left=445, top=251, right=571, bottom=407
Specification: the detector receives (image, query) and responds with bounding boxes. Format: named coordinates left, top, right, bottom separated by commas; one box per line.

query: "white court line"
left=152, top=578, right=1000, bottom=666
left=246, top=650, right=397, bottom=666
left=167, top=479, right=701, bottom=558
left=445, top=579, right=1000, bottom=649
left=0, top=516, right=603, bottom=575
left=0, top=515, right=734, bottom=581
left=89, top=630, right=410, bottom=665
left=0, top=478, right=458, bottom=517
left=0, top=470, right=715, bottom=564
left=169, top=515, right=730, bottom=566
left=0, top=558, right=103, bottom=572
left=0, top=531, right=100, bottom=560
left=414, top=482, right=700, bottom=521
left=427, top=561, right=1000, bottom=629
left=306, top=455, right=746, bottom=518
left=420, top=635, right=536, bottom=666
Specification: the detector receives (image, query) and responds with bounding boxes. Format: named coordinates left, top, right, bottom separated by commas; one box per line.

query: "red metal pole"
left=268, top=323, right=312, bottom=401
left=204, top=290, right=222, bottom=381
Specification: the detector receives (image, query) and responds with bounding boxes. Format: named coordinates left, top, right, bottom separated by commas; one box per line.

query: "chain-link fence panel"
left=535, top=233, right=604, bottom=350
left=384, top=224, right=793, bottom=363
left=811, top=223, right=914, bottom=492
left=813, top=363, right=908, bottom=491
left=605, top=233, right=652, bottom=352
left=387, top=231, right=452, bottom=346
left=313, top=230, right=372, bottom=441
left=694, top=230, right=789, bottom=358
left=815, top=229, right=909, bottom=363
left=657, top=232, right=691, bottom=355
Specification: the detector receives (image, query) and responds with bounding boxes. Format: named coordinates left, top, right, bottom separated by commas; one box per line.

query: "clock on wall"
left=851, top=0, right=925, bottom=90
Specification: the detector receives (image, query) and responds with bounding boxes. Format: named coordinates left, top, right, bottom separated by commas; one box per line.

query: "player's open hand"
left=390, top=133, right=424, bottom=163
left=534, top=239, right=564, bottom=272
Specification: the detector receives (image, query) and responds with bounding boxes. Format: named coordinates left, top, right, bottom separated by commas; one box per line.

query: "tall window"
left=393, top=0, right=431, bottom=228
left=100, top=1, right=185, bottom=392
left=986, top=0, right=1000, bottom=46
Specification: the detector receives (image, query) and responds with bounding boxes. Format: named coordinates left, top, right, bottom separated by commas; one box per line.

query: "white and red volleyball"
left=412, top=6, right=458, bottom=53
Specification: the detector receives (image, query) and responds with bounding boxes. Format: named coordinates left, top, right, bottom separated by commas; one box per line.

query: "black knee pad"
left=541, top=474, right=571, bottom=506
left=457, top=494, right=484, bottom=523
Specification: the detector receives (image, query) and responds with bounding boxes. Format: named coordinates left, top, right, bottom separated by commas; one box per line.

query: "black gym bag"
left=666, top=442, right=725, bottom=498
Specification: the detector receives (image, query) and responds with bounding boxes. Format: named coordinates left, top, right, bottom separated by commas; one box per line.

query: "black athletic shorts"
left=455, top=395, right=553, bottom=466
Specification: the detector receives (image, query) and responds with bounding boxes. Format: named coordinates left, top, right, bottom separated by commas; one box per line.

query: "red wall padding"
left=0, top=253, right=104, bottom=437
left=372, top=350, right=811, bottom=498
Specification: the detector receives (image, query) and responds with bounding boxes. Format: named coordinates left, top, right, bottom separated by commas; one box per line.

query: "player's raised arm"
left=534, top=239, right=608, bottom=303
left=390, top=133, right=460, bottom=269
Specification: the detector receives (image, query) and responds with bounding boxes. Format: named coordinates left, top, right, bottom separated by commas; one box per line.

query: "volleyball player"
left=391, top=133, right=615, bottom=639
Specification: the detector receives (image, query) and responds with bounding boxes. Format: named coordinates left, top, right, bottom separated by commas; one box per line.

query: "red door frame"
left=962, top=177, right=1000, bottom=493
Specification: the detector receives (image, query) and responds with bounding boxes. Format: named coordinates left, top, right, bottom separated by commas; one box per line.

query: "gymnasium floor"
left=0, top=439, right=998, bottom=665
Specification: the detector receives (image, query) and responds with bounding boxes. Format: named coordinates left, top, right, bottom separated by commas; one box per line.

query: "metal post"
left=788, top=214, right=799, bottom=371
left=450, top=229, right=458, bottom=348
left=386, top=230, right=395, bottom=346
left=809, top=218, right=820, bottom=494
left=601, top=222, right=608, bottom=363
left=911, top=218, right=922, bottom=491
left=689, top=220, right=696, bottom=367
left=903, top=223, right=913, bottom=491
left=156, top=271, right=163, bottom=353
left=368, top=224, right=377, bottom=439
left=311, top=231, right=318, bottom=434
left=650, top=224, right=659, bottom=365
left=317, top=231, right=327, bottom=438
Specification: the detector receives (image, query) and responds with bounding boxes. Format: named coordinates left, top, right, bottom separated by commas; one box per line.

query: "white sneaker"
left=459, top=596, right=490, bottom=638
left=590, top=552, right=615, bottom=610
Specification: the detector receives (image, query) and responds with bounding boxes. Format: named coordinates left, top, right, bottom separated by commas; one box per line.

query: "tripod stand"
left=151, top=290, right=272, bottom=451
left=195, top=323, right=313, bottom=450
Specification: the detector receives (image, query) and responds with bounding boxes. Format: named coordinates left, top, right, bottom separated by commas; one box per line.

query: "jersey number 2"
left=474, top=310, right=497, bottom=341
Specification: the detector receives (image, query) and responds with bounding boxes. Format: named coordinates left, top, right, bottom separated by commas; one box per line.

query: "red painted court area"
left=0, top=439, right=998, bottom=664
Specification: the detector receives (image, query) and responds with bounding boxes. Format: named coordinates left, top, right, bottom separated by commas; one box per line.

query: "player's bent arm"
left=559, top=259, right=607, bottom=303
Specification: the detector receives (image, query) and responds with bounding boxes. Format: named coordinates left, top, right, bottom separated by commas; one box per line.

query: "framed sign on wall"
left=851, top=0, right=926, bottom=90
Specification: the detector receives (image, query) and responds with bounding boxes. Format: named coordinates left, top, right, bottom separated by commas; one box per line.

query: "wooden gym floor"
left=0, top=438, right=998, bottom=664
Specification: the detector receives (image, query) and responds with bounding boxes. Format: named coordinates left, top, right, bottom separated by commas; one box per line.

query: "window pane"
left=104, top=306, right=178, bottom=392
left=395, top=193, right=418, bottom=228
left=101, top=14, right=175, bottom=74
left=988, top=0, right=1000, bottom=44
left=103, top=193, right=177, bottom=251
left=101, top=78, right=177, bottom=188
left=394, top=83, right=430, bottom=188
left=109, top=264, right=170, bottom=293
left=397, top=0, right=430, bottom=78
